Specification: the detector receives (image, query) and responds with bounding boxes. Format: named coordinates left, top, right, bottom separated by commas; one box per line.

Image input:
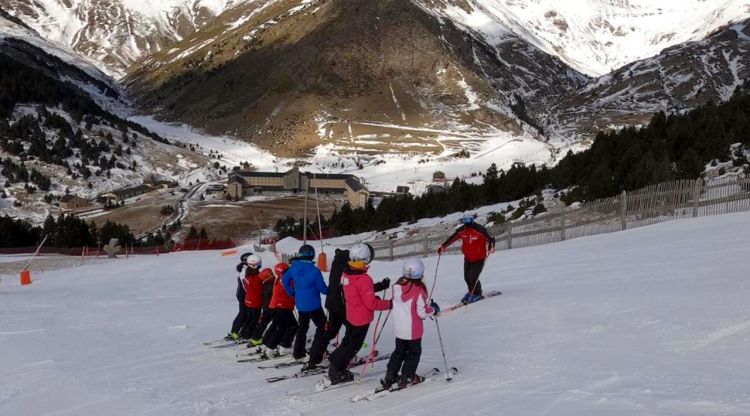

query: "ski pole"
left=427, top=253, right=442, bottom=301
left=360, top=287, right=390, bottom=379
left=433, top=317, right=453, bottom=381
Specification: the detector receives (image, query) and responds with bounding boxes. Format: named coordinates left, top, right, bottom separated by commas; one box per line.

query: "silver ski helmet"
left=402, top=257, right=424, bottom=279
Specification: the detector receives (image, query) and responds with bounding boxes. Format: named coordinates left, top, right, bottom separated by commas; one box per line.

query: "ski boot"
left=301, top=361, right=319, bottom=372
left=380, top=372, right=399, bottom=389
left=460, top=292, right=471, bottom=304
left=260, top=346, right=278, bottom=359
left=277, top=346, right=293, bottom=356
left=398, top=374, right=425, bottom=389
left=250, top=338, right=263, bottom=347
left=328, top=368, right=354, bottom=385
left=466, top=293, right=484, bottom=304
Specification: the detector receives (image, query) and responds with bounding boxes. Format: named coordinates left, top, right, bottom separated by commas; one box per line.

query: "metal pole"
left=21, top=234, right=48, bottom=272
left=251, top=211, right=263, bottom=245
left=303, top=179, right=309, bottom=243
left=427, top=254, right=442, bottom=301
left=433, top=317, right=453, bottom=381
left=313, top=172, right=324, bottom=253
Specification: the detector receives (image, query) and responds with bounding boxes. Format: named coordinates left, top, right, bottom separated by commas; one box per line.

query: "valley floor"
left=1, top=212, right=749, bottom=415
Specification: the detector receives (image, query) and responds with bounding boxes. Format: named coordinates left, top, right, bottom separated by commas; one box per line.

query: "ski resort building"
left=227, top=167, right=370, bottom=208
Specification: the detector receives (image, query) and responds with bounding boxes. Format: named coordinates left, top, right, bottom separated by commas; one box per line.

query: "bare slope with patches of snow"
left=421, top=0, right=750, bottom=77
left=1, top=211, right=749, bottom=415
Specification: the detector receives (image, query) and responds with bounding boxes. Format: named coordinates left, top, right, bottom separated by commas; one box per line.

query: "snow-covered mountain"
left=3, top=0, right=750, bottom=160
left=421, top=0, right=750, bottom=77
left=0, top=13, right=225, bottom=223
left=0, top=0, right=257, bottom=78
left=5, top=0, right=749, bottom=79
left=548, top=20, right=750, bottom=143
left=124, top=0, right=584, bottom=157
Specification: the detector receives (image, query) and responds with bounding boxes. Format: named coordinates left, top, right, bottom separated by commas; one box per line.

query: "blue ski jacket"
left=282, top=259, right=329, bottom=312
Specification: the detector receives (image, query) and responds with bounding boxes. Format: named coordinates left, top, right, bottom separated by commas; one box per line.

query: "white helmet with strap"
left=402, top=257, right=424, bottom=279
left=245, top=254, right=262, bottom=269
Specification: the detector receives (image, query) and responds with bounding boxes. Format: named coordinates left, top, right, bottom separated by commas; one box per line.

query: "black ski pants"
left=329, top=323, right=369, bottom=373
left=308, top=309, right=347, bottom=366
left=464, top=258, right=485, bottom=296
left=231, top=302, right=249, bottom=335
left=294, top=308, right=327, bottom=360
left=386, top=338, right=423, bottom=382
left=251, top=306, right=273, bottom=340
left=238, top=307, right=261, bottom=339
left=262, top=308, right=298, bottom=349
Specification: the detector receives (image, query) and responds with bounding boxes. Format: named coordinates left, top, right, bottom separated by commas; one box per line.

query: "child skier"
left=260, top=262, right=298, bottom=358
left=239, top=254, right=264, bottom=340
left=381, top=257, right=440, bottom=389
left=227, top=252, right=252, bottom=341
left=304, top=246, right=389, bottom=371
left=282, top=244, right=329, bottom=362
left=327, top=242, right=392, bottom=385
left=250, top=267, right=275, bottom=346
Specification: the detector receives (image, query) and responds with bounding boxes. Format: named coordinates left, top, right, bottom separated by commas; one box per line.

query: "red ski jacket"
left=242, top=269, right=263, bottom=308
left=441, top=222, right=496, bottom=262
left=270, top=276, right=295, bottom=310
left=342, top=268, right=392, bottom=327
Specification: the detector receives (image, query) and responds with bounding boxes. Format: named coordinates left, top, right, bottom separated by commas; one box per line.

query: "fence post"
left=507, top=222, right=513, bottom=249
left=620, top=191, right=627, bottom=230
left=692, top=178, right=703, bottom=218
left=560, top=207, right=566, bottom=241
left=422, top=239, right=429, bottom=257
left=389, top=240, right=394, bottom=261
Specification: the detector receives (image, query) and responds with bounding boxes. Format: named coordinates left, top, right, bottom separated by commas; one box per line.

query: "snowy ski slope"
left=1, top=212, right=749, bottom=415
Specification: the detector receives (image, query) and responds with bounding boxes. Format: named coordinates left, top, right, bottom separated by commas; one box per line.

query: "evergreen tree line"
left=0, top=214, right=137, bottom=249
left=0, top=48, right=167, bottom=145
left=274, top=216, right=330, bottom=239
left=329, top=83, right=750, bottom=235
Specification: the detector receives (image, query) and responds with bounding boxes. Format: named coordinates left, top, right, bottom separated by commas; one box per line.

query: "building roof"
left=60, top=194, right=80, bottom=203
left=345, top=176, right=366, bottom=192
left=232, top=171, right=285, bottom=178
left=306, top=172, right=352, bottom=180
left=112, top=185, right=151, bottom=197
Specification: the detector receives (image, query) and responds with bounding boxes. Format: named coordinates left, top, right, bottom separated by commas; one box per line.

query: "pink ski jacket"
left=392, top=282, right=435, bottom=340
left=342, top=270, right=391, bottom=327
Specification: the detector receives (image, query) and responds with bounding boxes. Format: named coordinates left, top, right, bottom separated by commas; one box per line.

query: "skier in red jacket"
left=259, top=262, right=298, bottom=358
left=239, top=254, right=263, bottom=339
left=438, top=213, right=496, bottom=303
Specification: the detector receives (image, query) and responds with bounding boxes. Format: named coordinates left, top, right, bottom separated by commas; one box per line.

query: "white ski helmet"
left=349, top=242, right=373, bottom=264
left=245, top=254, right=262, bottom=269
left=402, top=257, right=424, bottom=279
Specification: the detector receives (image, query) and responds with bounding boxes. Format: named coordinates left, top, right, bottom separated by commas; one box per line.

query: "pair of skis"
left=265, top=352, right=391, bottom=383
left=437, top=289, right=502, bottom=316
left=313, top=367, right=458, bottom=400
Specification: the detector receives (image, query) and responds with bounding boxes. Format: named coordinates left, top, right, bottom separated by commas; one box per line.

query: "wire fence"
left=370, top=175, right=750, bottom=260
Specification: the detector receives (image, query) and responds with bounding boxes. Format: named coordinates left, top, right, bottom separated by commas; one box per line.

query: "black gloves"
left=430, top=300, right=441, bottom=314
left=236, top=263, right=245, bottom=273
left=381, top=277, right=390, bottom=288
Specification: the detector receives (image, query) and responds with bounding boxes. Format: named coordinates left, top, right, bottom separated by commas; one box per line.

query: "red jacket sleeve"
left=360, top=279, right=391, bottom=312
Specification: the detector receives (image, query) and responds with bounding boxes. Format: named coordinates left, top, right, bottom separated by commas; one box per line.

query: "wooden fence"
left=370, top=175, right=750, bottom=261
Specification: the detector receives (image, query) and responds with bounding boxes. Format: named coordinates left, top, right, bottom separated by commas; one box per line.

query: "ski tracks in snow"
left=690, top=318, right=750, bottom=351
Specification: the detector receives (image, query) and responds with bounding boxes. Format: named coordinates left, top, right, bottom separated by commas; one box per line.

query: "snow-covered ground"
left=2, top=212, right=749, bottom=415
left=132, top=115, right=558, bottom=194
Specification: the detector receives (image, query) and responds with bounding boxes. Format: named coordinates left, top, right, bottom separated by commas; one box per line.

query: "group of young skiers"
left=225, top=213, right=496, bottom=389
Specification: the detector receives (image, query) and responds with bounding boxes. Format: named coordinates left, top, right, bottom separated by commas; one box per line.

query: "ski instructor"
left=437, top=213, right=496, bottom=303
